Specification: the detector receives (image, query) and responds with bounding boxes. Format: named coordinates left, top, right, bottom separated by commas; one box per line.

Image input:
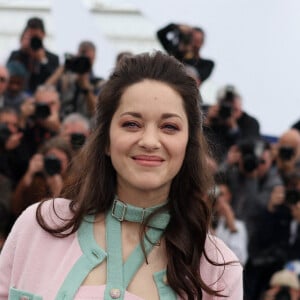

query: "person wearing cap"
left=7, top=17, right=59, bottom=94
left=261, top=269, right=300, bottom=300
left=3, top=61, right=29, bottom=112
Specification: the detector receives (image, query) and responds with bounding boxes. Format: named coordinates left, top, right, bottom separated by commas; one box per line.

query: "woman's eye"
left=162, top=124, right=179, bottom=132
left=122, top=121, right=140, bottom=129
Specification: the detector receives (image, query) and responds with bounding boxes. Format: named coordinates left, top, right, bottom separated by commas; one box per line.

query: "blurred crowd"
left=1, top=17, right=300, bottom=299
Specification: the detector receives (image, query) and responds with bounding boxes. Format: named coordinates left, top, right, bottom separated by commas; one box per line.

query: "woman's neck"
left=116, top=186, right=169, bottom=208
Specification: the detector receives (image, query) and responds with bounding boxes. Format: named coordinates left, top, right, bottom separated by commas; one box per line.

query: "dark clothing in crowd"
left=22, top=122, right=57, bottom=157
left=183, top=57, right=214, bottom=82
left=205, top=111, right=260, bottom=162
left=0, top=144, right=30, bottom=187
left=7, top=49, right=59, bottom=93
left=244, top=205, right=292, bottom=300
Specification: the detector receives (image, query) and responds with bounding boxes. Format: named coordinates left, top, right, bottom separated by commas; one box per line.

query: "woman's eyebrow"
left=120, top=112, right=142, bottom=118
left=120, top=112, right=183, bottom=120
left=161, top=113, right=183, bottom=120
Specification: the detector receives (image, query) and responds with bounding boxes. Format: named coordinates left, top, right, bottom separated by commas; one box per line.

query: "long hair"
left=37, top=51, right=224, bottom=299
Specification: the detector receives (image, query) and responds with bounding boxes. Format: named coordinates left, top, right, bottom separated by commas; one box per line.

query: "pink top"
left=75, top=286, right=142, bottom=300
left=0, top=199, right=243, bottom=299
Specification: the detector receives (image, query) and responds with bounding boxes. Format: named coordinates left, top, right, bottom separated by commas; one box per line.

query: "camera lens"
left=35, top=103, right=51, bottom=119
left=70, top=133, right=86, bottom=150
left=30, top=36, right=43, bottom=51
left=44, top=155, right=61, bottom=176
left=278, top=147, right=295, bottom=161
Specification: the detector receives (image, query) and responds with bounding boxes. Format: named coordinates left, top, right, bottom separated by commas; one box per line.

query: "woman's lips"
left=132, top=155, right=164, bottom=166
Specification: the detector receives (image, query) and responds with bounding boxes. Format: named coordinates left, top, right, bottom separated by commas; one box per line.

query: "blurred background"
left=0, top=0, right=300, bottom=136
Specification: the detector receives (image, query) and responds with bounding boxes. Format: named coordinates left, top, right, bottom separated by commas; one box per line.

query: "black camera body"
left=64, top=54, right=91, bottom=74
left=278, top=146, right=295, bottom=161
left=285, top=189, right=300, bottom=206
left=178, top=31, right=193, bottom=46
left=30, top=36, right=43, bottom=51
left=44, top=155, right=62, bottom=176
left=35, top=102, right=51, bottom=119
left=217, top=87, right=236, bottom=120
left=70, top=133, right=86, bottom=150
left=0, top=123, right=11, bottom=146
left=218, top=103, right=233, bottom=120
left=238, top=139, right=265, bottom=173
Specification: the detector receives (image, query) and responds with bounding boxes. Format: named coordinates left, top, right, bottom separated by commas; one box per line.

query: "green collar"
left=111, top=198, right=170, bottom=230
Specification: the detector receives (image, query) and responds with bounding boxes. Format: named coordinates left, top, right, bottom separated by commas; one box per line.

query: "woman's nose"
left=138, top=127, right=161, bottom=150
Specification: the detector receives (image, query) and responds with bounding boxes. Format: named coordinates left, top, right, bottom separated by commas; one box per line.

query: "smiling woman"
left=108, top=80, right=189, bottom=202
left=0, top=51, right=243, bottom=300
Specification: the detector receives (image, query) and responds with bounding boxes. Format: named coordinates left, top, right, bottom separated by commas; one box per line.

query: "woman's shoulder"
left=15, top=198, right=73, bottom=230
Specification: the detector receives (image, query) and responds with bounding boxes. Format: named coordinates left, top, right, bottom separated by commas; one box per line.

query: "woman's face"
left=108, top=79, right=189, bottom=200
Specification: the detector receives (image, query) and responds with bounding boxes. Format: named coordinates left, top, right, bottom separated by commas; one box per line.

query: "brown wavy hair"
left=37, top=51, right=226, bottom=299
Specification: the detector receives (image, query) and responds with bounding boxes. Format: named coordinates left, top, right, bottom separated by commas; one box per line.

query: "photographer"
left=220, top=139, right=283, bottom=235
left=3, top=61, right=29, bottom=112
left=11, top=136, right=72, bottom=217
left=261, top=269, right=300, bottom=300
left=204, top=85, right=260, bottom=162
left=20, top=84, right=61, bottom=156
left=275, top=129, right=300, bottom=185
left=157, top=23, right=214, bottom=83
left=7, top=17, right=59, bottom=94
left=249, top=175, right=300, bottom=300
left=220, top=139, right=288, bottom=299
left=211, top=175, right=248, bottom=265
left=46, top=41, right=104, bottom=118
left=0, top=107, right=31, bottom=188
left=59, top=113, right=90, bottom=152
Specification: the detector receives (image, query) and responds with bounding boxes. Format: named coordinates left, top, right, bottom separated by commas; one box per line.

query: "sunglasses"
left=0, top=77, right=7, bottom=83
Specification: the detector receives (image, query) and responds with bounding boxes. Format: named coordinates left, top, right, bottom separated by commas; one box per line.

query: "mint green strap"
left=123, top=228, right=164, bottom=288
left=104, top=212, right=165, bottom=299
left=55, top=216, right=106, bottom=300
left=104, top=212, right=125, bottom=300
left=9, top=287, right=43, bottom=300
left=153, top=270, right=177, bottom=300
left=112, top=199, right=170, bottom=229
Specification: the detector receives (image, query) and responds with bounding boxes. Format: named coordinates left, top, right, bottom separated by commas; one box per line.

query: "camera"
left=44, top=155, right=61, bottom=176
left=285, top=189, right=300, bottom=206
left=35, top=102, right=51, bottom=119
left=178, top=31, right=193, bottom=46
left=0, top=123, right=12, bottom=146
left=70, top=133, right=86, bottom=150
left=30, top=36, right=43, bottom=51
left=64, top=53, right=91, bottom=74
left=218, top=103, right=232, bottom=120
left=217, top=86, right=236, bottom=120
left=278, top=146, right=295, bottom=161
left=238, top=139, right=265, bottom=173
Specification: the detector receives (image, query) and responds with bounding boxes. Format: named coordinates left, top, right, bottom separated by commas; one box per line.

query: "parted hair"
left=37, top=51, right=225, bottom=299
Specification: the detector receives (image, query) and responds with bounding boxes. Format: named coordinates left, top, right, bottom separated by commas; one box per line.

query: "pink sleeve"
left=0, top=205, right=27, bottom=299
left=201, top=235, right=243, bottom=299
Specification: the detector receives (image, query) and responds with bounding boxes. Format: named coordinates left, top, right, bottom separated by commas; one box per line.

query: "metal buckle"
left=112, top=199, right=127, bottom=221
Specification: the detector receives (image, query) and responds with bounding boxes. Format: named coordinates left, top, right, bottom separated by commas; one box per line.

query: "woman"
left=0, top=52, right=243, bottom=299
